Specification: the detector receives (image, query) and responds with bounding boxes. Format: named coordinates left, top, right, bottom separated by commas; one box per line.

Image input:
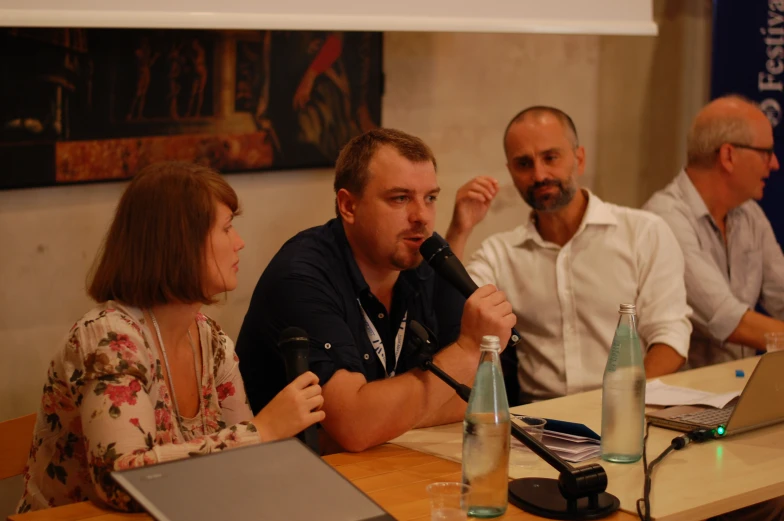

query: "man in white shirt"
left=644, top=95, right=784, bottom=368
left=446, top=106, right=690, bottom=403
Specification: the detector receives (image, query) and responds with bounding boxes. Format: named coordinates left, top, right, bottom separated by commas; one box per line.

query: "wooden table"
left=14, top=358, right=769, bottom=521
left=7, top=443, right=635, bottom=521
left=392, top=357, right=784, bottom=521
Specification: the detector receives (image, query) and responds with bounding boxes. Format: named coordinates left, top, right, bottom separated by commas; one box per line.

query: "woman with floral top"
left=17, top=162, right=325, bottom=513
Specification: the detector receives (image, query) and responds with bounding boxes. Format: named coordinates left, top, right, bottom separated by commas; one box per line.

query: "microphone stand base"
left=508, top=478, right=620, bottom=520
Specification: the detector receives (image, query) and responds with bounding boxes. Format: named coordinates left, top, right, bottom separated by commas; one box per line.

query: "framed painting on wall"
left=0, top=28, right=383, bottom=189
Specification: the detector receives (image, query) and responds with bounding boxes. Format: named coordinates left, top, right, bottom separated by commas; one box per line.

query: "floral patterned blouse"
left=17, top=301, right=261, bottom=513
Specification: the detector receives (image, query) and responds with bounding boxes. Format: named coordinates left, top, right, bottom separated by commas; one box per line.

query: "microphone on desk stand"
left=279, top=327, right=320, bottom=455
left=407, top=321, right=620, bottom=520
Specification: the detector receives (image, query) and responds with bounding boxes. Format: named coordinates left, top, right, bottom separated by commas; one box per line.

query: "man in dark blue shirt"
left=236, top=128, right=516, bottom=452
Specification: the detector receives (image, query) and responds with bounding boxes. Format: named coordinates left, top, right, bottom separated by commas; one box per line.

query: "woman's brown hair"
left=88, top=161, right=239, bottom=307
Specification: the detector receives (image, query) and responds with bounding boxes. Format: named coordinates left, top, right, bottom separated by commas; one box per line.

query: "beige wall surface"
left=0, top=1, right=711, bottom=423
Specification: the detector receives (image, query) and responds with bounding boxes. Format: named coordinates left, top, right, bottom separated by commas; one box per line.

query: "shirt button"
left=363, top=354, right=370, bottom=360
left=325, top=343, right=332, bottom=349
left=378, top=313, right=385, bottom=319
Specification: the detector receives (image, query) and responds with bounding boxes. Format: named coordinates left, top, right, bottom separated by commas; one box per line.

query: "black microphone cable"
left=636, top=423, right=724, bottom=521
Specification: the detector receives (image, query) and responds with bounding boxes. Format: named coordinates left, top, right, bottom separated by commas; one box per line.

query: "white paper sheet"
left=645, top=379, right=740, bottom=408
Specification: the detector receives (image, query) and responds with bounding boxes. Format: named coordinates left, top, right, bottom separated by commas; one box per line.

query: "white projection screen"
left=0, top=0, right=656, bottom=35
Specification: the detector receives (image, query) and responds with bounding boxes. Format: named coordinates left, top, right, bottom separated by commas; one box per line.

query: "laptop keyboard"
left=673, top=407, right=734, bottom=427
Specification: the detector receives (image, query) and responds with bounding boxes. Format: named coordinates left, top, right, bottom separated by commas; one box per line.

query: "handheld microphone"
left=278, top=327, right=320, bottom=454
left=419, top=232, right=521, bottom=347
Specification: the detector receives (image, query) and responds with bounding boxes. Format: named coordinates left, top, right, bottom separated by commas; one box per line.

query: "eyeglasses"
left=724, top=143, right=776, bottom=158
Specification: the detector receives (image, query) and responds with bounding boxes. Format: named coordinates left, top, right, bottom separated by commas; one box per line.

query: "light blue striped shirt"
left=644, top=170, right=784, bottom=367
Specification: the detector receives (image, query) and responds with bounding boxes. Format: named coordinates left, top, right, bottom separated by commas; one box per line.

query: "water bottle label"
left=634, top=377, right=645, bottom=398
left=607, top=341, right=620, bottom=372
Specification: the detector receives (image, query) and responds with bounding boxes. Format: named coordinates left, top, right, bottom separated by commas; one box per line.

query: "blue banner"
left=712, top=0, right=784, bottom=241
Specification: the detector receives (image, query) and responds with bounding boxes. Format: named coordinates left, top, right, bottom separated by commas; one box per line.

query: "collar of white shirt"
left=515, top=189, right=619, bottom=248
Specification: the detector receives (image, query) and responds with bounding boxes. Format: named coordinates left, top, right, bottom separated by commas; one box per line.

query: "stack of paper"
left=511, top=430, right=600, bottom=463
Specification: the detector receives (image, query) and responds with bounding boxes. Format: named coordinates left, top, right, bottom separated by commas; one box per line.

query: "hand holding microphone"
left=251, top=327, right=324, bottom=450
left=459, top=285, right=517, bottom=351
left=419, top=232, right=520, bottom=351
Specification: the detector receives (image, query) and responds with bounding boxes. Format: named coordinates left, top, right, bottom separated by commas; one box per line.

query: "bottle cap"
left=619, top=303, right=636, bottom=314
left=480, top=335, right=501, bottom=350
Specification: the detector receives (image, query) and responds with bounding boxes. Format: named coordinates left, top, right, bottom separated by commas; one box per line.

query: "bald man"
left=446, top=106, right=690, bottom=404
left=644, top=95, right=784, bottom=368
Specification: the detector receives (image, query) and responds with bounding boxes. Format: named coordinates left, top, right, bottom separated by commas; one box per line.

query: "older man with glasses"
left=644, top=94, right=784, bottom=371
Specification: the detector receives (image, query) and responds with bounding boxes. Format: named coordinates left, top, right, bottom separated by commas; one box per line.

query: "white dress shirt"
left=644, top=170, right=784, bottom=366
left=467, top=191, right=692, bottom=402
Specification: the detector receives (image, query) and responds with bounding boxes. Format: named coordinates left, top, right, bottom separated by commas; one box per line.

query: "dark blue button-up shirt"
left=236, top=218, right=465, bottom=413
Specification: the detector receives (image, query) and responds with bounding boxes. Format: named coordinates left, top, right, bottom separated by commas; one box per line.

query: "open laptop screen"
left=112, top=438, right=394, bottom=521
left=645, top=351, right=784, bottom=435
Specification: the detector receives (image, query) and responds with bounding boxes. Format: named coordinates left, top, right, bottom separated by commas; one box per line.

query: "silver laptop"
left=646, top=350, right=784, bottom=436
left=112, top=437, right=394, bottom=521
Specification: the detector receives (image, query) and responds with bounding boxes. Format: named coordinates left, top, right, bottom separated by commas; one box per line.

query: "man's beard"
left=391, top=251, right=423, bottom=271
left=390, top=225, right=427, bottom=271
left=522, top=178, right=577, bottom=212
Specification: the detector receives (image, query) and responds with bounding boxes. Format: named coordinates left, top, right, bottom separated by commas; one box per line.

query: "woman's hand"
left=252, top=371, right=325, bottom=441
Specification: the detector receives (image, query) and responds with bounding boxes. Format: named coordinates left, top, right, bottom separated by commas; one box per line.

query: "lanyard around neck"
left=358, top=299, right=407, bottom=377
